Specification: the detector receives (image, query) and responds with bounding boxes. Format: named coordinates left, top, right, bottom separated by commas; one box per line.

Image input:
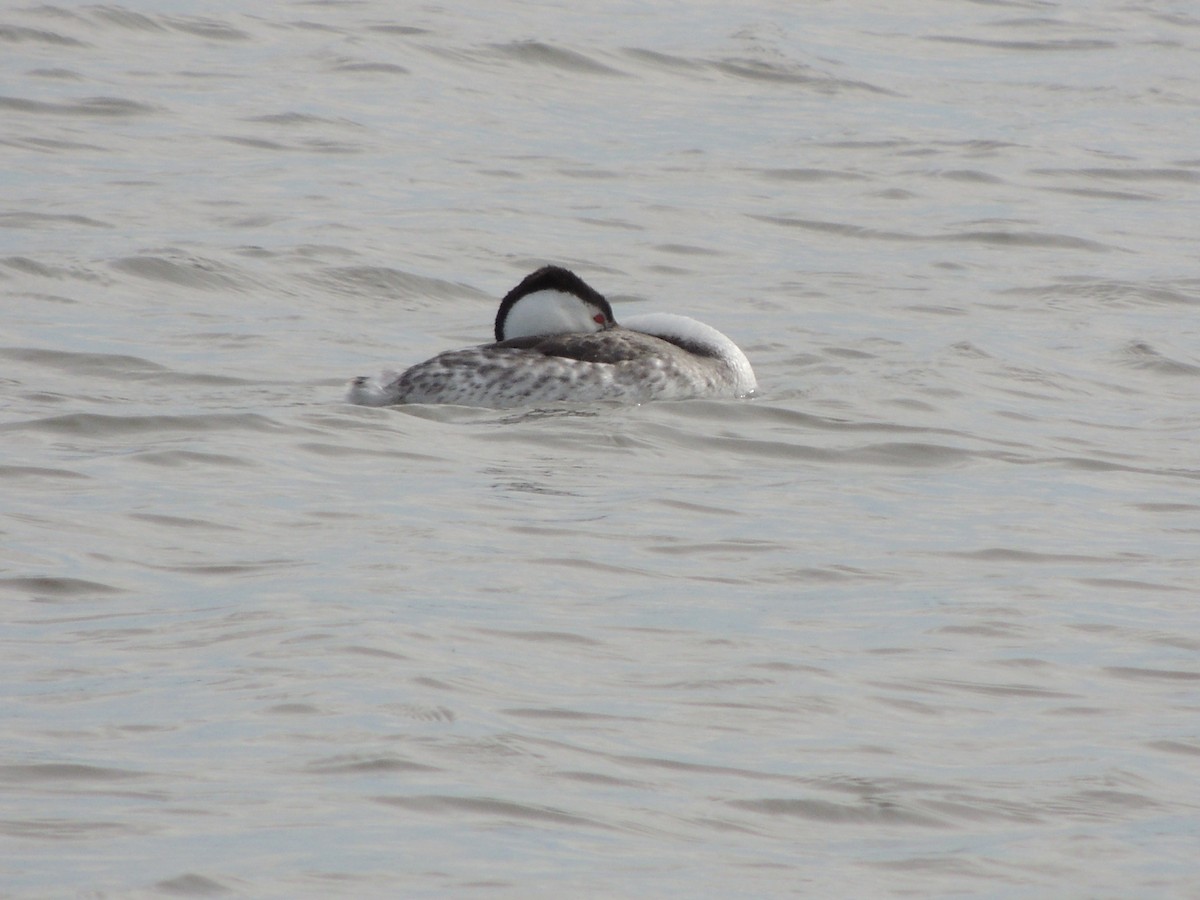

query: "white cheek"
left=504, top=290, right=599, bottom=339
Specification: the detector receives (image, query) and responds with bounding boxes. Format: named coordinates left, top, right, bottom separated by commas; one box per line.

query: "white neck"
left=501, top=289, right=603, bottom=341
left=623, top=312, right=758, bottom=395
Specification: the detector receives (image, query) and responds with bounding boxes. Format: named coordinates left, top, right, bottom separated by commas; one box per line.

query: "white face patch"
left=501, top=289, right=605, bottom=340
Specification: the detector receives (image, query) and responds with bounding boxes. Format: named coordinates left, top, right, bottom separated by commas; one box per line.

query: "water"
left=3, top=1, right=1199, bottom=896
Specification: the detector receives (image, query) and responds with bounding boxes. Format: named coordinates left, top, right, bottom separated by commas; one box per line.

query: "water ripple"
left=0, top=95, right=156, bottom=117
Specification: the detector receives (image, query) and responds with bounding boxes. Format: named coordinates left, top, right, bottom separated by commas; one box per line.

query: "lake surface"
left=3, top=1, right=1199, bottom=896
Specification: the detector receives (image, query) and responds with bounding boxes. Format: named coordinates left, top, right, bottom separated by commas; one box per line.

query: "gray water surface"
left=3, top=2, right=1199, bottom=897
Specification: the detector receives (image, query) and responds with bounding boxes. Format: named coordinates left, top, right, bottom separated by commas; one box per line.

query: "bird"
left=347, top=265, right=756, bottom=408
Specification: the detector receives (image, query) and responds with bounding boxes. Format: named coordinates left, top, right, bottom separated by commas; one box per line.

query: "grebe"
left=347, top=265, right=756, bottom=408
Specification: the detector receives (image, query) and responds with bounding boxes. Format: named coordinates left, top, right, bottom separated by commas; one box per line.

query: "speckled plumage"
left=347, top=266, right=756, bottom=409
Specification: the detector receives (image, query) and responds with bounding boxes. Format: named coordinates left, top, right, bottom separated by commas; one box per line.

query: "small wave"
left=0, top=819, right=142, bottom=840
left=1, top=135, right=110, bottom=155
left=1039, top=457, right=1200, bottom=479
left=376, top=794, right=604, bottom=828
left=0, top=576, right=122, bottom=596
left=1133, top=502, right=1200, bottom=513
left=755, top=168, right=870, bottom=183
left=329, top=59, right=410, bottom=75
left=948, top=548, right=1134, bottom=564
left=729, top=797, right=946, bottom=827
left=218, top=135, right=288, bottom=151
left=710, top=60, right=892, bottom=93
left=0, top=211, right=111, bottom=229
left=504, top=707, right=629, bottom=721
left=929, top=169, right=1006, bottom=184
left=1105, top=666, right=1200, bottom=682
left=702, top=435, right=982, bottom=468
left=4, top=344, right=253, bottom=389
left=844, top=441, right=977, bottom=467
left=307, top=265, right=485, bottom=301
left=1118, top=342, right=1200, bottom=376
left=307, top=755, right=439, bottom=775
left=365, top=25, right=431, bottom=37
left=653, top=243, right=723, bottom=256
left=1000, top=279, right=1199, bottom=307
left=131, top=450, right=255, bottom=469
left=647, top=538, right=784, bottom=558
left=948, top=230, right=1111, bottom=251
left=154, top=874, right=233, bottom=895
left=382, top=704, right=456, bottom=725
left=28, top=69, right=83, bottom=81
left=0, top=25, right=87, bottom=46
left=0, top=346, right=166, bottom=376
left=162, top=16, right=249, bottom=41
left=89, top=8, right=163, bottom=31
left=143, top=559, right=305, bottom=576
left=0, top=763, right=146, bottom=782
left=83, top=7, right=251, bottom=41
left=297, top=441, right=443, bottom=464
left=635, top=406, right=994, bottom=468
left=0, top=95, right=156, bottom=117
left=926, top=36, right=1115, bottom=52
left=337, top=645, right=412, bottom=662
left=623, top=46, right=893, bottom=94
left=750, top=214, right=1113, bottom=252
left=1077, top=577, right=1184, bottom=592
left=621, top=47, right=705, bottom=73
left=0, top=412, right=284, bottom=438
left=919, top=678, right=1075, bottom=699
left=476, top=628, right=602, bottom=647
left=1148, top=740, right=1200, bottom=756
left=557, top=166, right=621, bottom=180
left=488, top=40, right=626, bottom=76
left=3, top=256, right=105, bottom=282
left=110, top=254, right=249, bottom=291
left=1031, top=167, right=1200, bottom=184
left=0, top=465, right=88, bottom=481
left=712, top=58, right=895, bottom=95
left=128, top=513, right=239, bottom=532
left=1042, top=186, right=1160, bottom=201
left=245, top=112, right=359, bottom=127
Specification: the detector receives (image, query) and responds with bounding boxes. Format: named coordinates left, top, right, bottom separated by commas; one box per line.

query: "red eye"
left=593, top=313, right=606, bottom=325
